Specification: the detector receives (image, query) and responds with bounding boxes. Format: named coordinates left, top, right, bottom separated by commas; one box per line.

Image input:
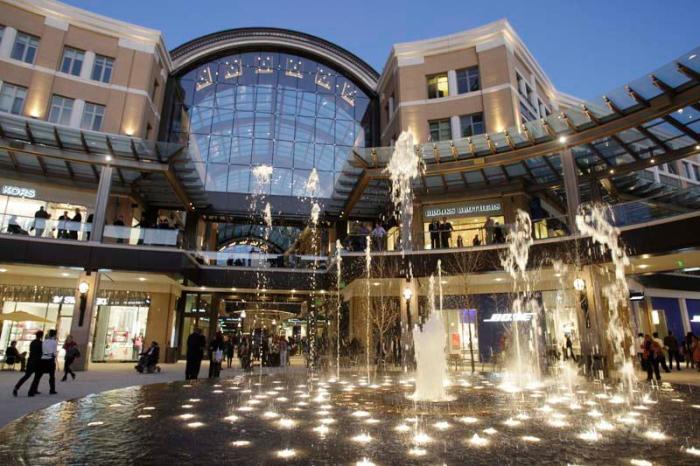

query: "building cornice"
left=3, top=0, right=172, bottom=70
left=377, top=19, right=557, bottom=97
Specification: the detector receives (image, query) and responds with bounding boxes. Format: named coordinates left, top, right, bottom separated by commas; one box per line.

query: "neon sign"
left=2, top=185, right=36, bottom=198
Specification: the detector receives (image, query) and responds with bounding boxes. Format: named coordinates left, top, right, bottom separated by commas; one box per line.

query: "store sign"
left=52, top=295, right=108, bottom=306
left=2, top=185, right=36, bottom=198
left=691, top=315, right=700, bottom=323
left=484, top=313, right=533, bottom=322
left=423, top=199, right=502, bottom=219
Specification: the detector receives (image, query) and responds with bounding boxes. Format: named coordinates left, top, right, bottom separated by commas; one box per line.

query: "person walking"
left=428, top=219, right=440, bottom=249
left=29, top=329, right=58, bottom=396
left=371, top=222, right=387, bottom=251
left=692, top=335, right=700, bottom=372
left=652, top=332, right=671, bottom=373
left=483, top=217, right=495, bottom=245
left=62, top=335, right=79, bottom=381
left=69, top=208, right=82, bottom=240
left=643, top=334, right=662, bottom=382
left=185, top=328, right=206, bottom=380
left=279, top=336, right=288, bottom=368
left=13, top=330, right=43, bottom=397
left=663, top=330, right=681, bottom=371
left=225, top=336, right=234, bottom=369
left=636, top=333, right=646, bottom=370
left=439, top=216, right=453, bottom=249
left=684, top=332, right=695, bottom=369
left=33, top=206, right=50, bottom=237
left=208, top=332, right=225, bottom=378
left=57, top=211, right=69, bottom=239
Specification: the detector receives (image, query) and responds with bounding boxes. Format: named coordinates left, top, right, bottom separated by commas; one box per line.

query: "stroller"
left=135, top=342, right=161, bottom=374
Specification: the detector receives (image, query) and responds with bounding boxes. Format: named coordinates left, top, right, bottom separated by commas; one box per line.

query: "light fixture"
left=61, top=272, right=70, bottom=277
left=609, top=169, right=615, bottom=175
left=78, top=281, right=90, bottom=294
left=105, top=155, right=112, bottom=162
left=372, top=282, right=381, bottom=286
left=573, top=278, right=586, bottom=291
left=0, top=268, right=7, bottom=273
left=494, top=277, right=504, bottom=282
left=402, top=287, right=413, bottom=301
left=651, top=310, right=660, bottom=325
left=272, top=319, right=277, bottom=325
left=138, top=277, right=146, bottom=281
left=637, top=264, right=649, bottom=269
left=240, top=310, right=247, bottom=319
left=558, top=135, right=567, bottom=144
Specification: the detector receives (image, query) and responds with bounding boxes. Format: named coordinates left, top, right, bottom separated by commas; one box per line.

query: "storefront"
left=0, top=285, right=75, bottom=358
left=0, top=178, right=94, bottom=238
left=422, top=199, right=505, bottom=248
left=92, top=302, right=150, bottom=362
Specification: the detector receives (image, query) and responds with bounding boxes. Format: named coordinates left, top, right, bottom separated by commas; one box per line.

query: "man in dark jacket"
left=428, top=219, right=440, bottom=249
left=185, top=328, right=206, bottom=380
left=13, top=330, right=43, bottom=397
left=663, top=331, right=681, bottom=371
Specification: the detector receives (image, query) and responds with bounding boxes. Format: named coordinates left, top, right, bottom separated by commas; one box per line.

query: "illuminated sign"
left=691, top=315, right=700, bottom=323
left=423, top=200, right=502, bottom=219
left=2, top=185, right=36, bottom=198
left=484, top=313, right=534, bottom=322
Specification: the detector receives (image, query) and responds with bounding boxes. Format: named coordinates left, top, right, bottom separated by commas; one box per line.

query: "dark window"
left=459, top=113, right=485, bottom=138
left=151, top=79, right=160, bottom=101
left=60, top=47, right=84, bottom=76
left=456, top=66, right=480, bottom=93
left=426, top=73, right=449, bottom=99
left=11, top=32, right=39, bottom=64
left=91, top=55, right=114, bottom=83
left=429, top=118, right=452, bottom=141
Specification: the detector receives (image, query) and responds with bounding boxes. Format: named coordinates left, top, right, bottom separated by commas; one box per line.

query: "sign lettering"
left=484, top=313, right=533, bottom=323
left=2, top=185, right=36, bottom=198
left=423, top=200, right=502, bottom=219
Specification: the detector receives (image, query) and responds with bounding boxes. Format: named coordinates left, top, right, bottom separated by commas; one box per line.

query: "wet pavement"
left=0, top=371, right=698, bottom=465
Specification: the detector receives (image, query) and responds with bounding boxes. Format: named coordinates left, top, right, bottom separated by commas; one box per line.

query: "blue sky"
left=65, top=0, right=700, bottom=99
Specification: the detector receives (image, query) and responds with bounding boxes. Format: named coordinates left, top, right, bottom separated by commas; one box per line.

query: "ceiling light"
left=558, top=135, right=567, bottom=144
left=105, top=155, right=113, bottom=162
left=494, top=277, right=504, bottom=282
left=609, top=169, right=615, bottom=174
left=372, top=282, right=381, bottom=286
left=0, top=268, right=7, bottom=273
left=573, top=278, right=586, bottom=291
left=682, top=267, right=700, bottom=272
left=61, top=272, right=70, bottom=277
left=138, top=277, right=146, bottom=281
left=637, top=264, right=649, bottom=269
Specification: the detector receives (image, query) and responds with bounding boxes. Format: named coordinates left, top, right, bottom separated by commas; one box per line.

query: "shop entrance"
left=92, top=305, right=149, bottom=361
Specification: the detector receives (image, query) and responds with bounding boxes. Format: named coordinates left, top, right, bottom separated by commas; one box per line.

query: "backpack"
left=67, top=346, right=81, bottom=359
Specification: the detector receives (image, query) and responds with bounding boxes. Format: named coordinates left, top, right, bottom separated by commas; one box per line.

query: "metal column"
left=90, top=165, right=113, bottom=243
left=561, top=148, right=581, bottom=234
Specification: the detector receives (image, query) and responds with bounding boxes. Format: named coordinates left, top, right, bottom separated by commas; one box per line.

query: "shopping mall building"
left=0, top=0, right=699, bottom=370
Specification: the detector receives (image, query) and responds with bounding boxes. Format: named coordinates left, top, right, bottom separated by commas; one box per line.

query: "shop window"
left=456, top=66, right=480, bottom=93
left=459, top=113, right=485, bottom=138
left=91, top=54, right=114, bottom=83
left=11, top=32, right=39, bottom=64
left=429, top=118, right=452, bottom=141
left=80, top=102, right=105, bottom=131
left=60, top=46, right=85, bottom=76
left=48, top=95, right=74, bottom=126
left=427, top=73, right=449, bottom=99
left=0, top=82, right=27, bottom=115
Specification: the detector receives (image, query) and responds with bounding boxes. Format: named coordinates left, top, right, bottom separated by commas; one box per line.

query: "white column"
left=450, top=115, right=461, bottom=140
left=561, top=148, right=581, bottom=233
left=80, top=51, right=95, bottom=80
left=447, top=70, right=458, bottom=97
left=679, top=298, right=692, bottom=334
left=0, top=27, right=17, bottom=58
left=69, top=99, right=85, bottom=128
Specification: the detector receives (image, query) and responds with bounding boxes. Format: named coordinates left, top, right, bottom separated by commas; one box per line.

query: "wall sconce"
left=573, top=278, right=586, bottom=291
left=402, top=287, right=413, bottom=301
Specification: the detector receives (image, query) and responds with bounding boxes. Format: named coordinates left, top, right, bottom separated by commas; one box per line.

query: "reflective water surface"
left=0, top=372, right=698, bottom=465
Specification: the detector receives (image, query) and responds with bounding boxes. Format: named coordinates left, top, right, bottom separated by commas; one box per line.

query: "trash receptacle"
left=165, top=347, right=178, bottom=364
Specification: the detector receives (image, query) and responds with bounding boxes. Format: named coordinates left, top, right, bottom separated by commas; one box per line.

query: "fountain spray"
left=335, top=239, right=343, bottom=380
left=365, top=235, right=372, bottom=382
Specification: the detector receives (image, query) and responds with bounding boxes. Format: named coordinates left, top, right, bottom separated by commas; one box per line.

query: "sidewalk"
left=0, top=360, right=218, bottom=428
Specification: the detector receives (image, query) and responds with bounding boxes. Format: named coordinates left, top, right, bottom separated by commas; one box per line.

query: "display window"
left=0, top=192, right=88, bottom=239
left=0, top=298, right=74, bottom=358
left=92, top=306, right=149, bottom=361
left=423, top=215, right=505, bottom=249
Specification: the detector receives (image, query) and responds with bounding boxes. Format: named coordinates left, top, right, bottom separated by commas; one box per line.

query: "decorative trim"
left=44, top=15, right=68, bottom=31
left=169, top=28, right=379, bottom=94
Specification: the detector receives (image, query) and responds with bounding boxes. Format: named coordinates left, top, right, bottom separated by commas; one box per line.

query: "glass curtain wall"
left=167, top=51, right=373, bottom=201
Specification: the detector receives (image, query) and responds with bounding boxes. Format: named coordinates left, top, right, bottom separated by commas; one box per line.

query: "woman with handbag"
left=62, top=335, right=79, bottom=381
left=208, top=332, right=225, bottom=378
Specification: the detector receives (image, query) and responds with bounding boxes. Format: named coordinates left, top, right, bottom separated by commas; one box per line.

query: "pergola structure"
left=334, top=47, right=700, bottom=220
left=0, top=113, right=208, bottom=210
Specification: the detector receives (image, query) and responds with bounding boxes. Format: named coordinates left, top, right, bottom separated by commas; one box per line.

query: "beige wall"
left=0, top=0, right=166, bottom=139
left=144, top=291, right=178, bottom=350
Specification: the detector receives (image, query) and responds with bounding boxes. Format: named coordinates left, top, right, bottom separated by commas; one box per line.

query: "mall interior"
left=0, top=0, right=699, bottom=377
